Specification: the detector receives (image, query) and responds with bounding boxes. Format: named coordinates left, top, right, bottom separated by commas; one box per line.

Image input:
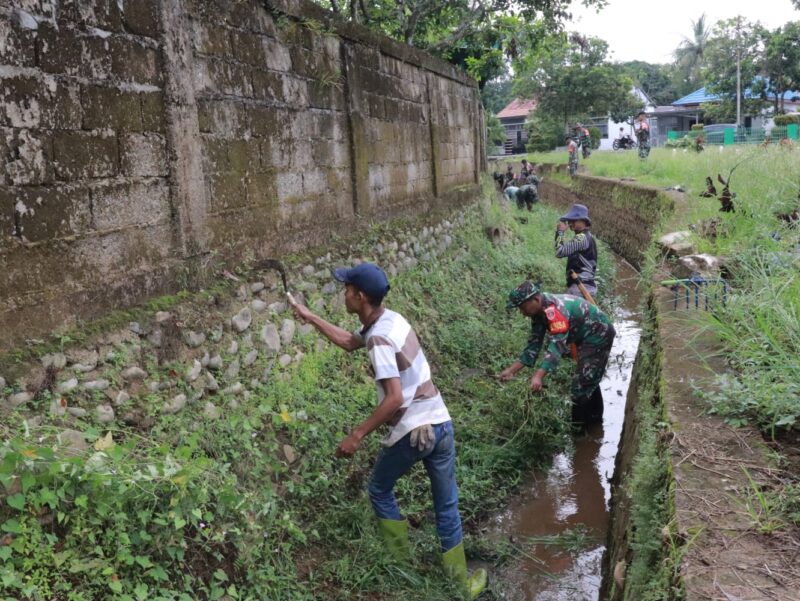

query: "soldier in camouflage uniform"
left=635, top=111, right=650, bottom=159
left=498, top=281, right=615, bottom=427
left=516, top=174, right=540, bottom=211
left=566, top=136, right=578, bottom=177
left=575, top=124, right=591, bottom=159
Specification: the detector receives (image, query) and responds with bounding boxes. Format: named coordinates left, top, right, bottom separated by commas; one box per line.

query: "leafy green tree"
left=759, top=22, right=800, bottom=114
left=481, top=78, right=514, bottom=114
left=513, top=33, right=642, bottom=127
left=674, top=14, right=711, bottom=91
left=702, top=17, right=766, bottom=121
left=617, top=61, right=679, bottom=105
left=486, top=113, right=506, bottom=146
left=314, top=0, right=606, bottom=84
left=699, top=101, right=736, bottom=123
left=525, top=109, right=565, bottom=152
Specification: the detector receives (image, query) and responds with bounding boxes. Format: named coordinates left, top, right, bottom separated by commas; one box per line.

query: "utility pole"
left=735, top=16, right=742, bottom=128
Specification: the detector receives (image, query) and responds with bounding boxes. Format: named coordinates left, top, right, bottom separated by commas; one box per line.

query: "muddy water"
left=490, top=258, right=643, bottom=601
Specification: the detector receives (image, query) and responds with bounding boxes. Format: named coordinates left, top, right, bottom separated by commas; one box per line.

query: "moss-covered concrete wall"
left=0, top=0, right=482, bottom=351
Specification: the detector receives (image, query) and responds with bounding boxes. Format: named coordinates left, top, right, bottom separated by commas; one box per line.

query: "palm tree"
left=675, top=14, right=711, bottom=88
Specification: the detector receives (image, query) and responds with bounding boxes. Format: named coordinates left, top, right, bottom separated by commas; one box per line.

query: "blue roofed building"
left=649, top=85, right=800, bottom=146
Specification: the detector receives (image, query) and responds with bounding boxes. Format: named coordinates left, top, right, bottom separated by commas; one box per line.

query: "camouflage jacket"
left=519, top=293, right=613, bottom=372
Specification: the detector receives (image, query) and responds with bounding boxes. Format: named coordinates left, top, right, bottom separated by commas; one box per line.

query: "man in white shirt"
left=289, top=263, right=486, bottom=599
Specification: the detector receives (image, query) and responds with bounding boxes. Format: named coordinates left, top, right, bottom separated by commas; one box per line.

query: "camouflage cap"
left=506, top=281, right=541, bottom=309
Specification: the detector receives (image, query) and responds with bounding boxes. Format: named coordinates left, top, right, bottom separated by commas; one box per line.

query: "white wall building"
left=587, top=87, right=655, bottom=151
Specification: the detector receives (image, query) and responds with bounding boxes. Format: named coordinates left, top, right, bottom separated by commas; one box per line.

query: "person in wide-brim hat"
left=560, top=203, right=591, bottom=225
left=555, top=204, right=598, bottom=296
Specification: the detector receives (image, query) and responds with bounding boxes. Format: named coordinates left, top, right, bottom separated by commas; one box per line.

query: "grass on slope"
left=0, top=182, right=616, bottom=601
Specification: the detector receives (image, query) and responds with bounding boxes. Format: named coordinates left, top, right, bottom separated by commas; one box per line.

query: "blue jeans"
left=368, top=420, right=463, bottom=552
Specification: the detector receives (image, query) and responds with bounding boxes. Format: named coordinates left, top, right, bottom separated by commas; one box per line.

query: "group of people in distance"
left=567, top=111, right=651, bottom=176
left=287, top=192, right=611, bottom=598
left=499, top=158, right=541, bottom=211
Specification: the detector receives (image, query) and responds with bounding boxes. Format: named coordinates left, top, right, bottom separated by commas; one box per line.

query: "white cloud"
left=569, top=0, right=799, bottom=64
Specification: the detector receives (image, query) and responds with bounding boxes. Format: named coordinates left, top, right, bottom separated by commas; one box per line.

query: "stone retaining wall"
left=0, top=0, right=482, bottom=351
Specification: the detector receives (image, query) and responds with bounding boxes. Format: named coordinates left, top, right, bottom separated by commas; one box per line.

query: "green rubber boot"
left=377, top=518, right=410, bottom=562
left=442, top=542, right=487, bottom=599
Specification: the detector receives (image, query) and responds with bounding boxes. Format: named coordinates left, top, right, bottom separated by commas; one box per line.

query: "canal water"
left=490, top=257, right=643, bottom=601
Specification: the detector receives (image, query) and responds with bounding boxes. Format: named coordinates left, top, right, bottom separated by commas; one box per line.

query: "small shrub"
left=588, top=126, right=602, bottom=149
left=774, top=113, right=800, bottom=126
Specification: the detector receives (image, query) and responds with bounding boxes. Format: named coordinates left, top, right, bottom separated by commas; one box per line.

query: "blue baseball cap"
left=332, top=263, right=390, bottom=299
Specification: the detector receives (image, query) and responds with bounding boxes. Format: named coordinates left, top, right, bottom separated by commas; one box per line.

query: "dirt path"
left=656, top=190, right=800, bottom=600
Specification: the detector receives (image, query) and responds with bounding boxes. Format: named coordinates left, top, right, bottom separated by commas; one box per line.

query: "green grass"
left=618, top=304, right=683, bottom=601
left=0, top=182, right=617, bottom=600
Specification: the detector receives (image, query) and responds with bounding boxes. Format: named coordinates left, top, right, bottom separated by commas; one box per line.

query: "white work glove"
left=409, top=424, right=435, bottom=452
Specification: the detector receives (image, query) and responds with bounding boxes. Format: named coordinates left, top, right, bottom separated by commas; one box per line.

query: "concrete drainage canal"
left=489, top=256, right=643, bottom=601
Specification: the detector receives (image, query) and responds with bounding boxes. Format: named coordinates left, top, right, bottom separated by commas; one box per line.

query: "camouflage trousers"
left=570, top=324, right=616, bottom=426
left=638, top=140, right=651, bottom=159
left=568, top=154, right=578, bottom=176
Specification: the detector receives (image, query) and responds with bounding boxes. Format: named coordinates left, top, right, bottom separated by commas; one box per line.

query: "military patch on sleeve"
left=544, top=305, right=569, bottom=334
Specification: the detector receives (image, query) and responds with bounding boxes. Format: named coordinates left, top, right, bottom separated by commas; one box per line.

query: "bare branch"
left=404, top=0, right=439, bottom=45
left=428, top=1, right=486, bottom=52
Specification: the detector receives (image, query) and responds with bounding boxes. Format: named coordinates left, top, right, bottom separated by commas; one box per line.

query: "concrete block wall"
left=0, top=0, right=176, bottom=351
left=0, top=0, right=482, bottom=350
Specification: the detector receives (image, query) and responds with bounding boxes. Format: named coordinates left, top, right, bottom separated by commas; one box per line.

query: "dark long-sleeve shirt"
left=554, top=230, right=590, bottom=258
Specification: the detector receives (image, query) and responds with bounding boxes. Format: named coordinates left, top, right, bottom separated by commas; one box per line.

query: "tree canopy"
left=759, top=21, right=800, bottom=114
left=481, top=78, right=514, bottom=114
left=674, top=14, right=711, bottom=92
left=616, top=61, right=679, bottom=106
left=313, top=0, right=606, bottom=85
left=512, top=33, right=642, bottom=126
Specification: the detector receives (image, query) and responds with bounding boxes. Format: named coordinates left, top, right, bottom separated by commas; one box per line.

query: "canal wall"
left=536, top=169, right=796, bottom=600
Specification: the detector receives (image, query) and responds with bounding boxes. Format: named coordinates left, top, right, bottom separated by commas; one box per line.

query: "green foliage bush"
left=690, top=124, right=705, bottom=131
left=486, top=113, right=506, bottom=146
left=773, top=113, right=800, bottom=126
left=588, top=126, right=602, bottom=149
left=525, top=110, right=565, bottom=152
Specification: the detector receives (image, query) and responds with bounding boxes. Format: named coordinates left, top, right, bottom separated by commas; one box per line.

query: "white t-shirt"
left=356, top=309, right=451, bottom=447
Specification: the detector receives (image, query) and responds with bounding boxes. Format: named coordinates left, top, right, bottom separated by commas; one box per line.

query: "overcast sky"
left=569, top=0, right=799, bottom=64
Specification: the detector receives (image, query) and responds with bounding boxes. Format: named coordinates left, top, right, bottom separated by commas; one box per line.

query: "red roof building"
left=496, top=98, right=536, bottom=154
left=496, top=98, right=537, bottom=120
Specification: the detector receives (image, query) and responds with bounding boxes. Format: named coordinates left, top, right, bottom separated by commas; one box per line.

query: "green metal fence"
left=664, top=124, right=799, bottom=146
